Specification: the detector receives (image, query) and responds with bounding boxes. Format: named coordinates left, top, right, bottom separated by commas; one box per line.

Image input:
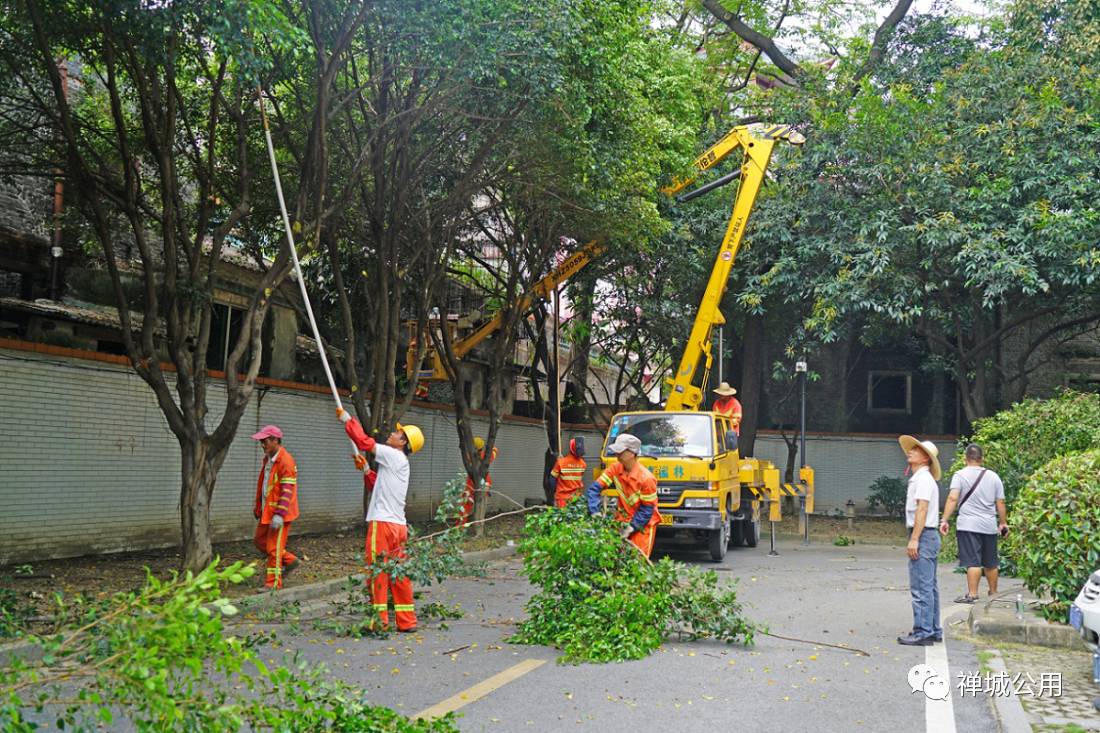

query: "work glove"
left=337, top=407, right=352, bottom=423
left=619, top=524, right=635, bottom=540
left=270, top=514, right=285, bottom=531
left=353, top=453, right=367, bottom=471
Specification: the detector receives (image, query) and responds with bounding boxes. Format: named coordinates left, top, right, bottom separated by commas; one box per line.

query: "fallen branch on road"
left=758, top=630, right=871, bottom=657
left=509, top=501, right=757, bottom=663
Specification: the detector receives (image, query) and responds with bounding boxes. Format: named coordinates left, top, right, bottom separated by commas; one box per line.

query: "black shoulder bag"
left=956, top=469, right=988, bottom=511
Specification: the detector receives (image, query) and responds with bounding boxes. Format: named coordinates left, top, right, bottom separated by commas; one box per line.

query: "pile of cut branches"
left=509, top=501, right=757, bottom=663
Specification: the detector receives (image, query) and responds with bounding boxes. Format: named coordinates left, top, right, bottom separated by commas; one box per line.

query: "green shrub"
left=1004, top=449, right=1100, bottom=620
left=0, top=561, right=459, bottom=732
left=0, top=588, right=32, bottom=638
left=510, top=502, right=756, bottom=663
left=950, top=390, right=1100, bottom=505
left=866, top=475, right=907, bottom=518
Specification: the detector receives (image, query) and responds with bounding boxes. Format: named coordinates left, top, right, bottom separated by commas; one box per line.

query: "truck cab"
left=599, top=410, right=762, bottom=561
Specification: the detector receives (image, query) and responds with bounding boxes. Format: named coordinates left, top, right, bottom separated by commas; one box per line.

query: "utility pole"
left=796, top=359, right=809, bottom=545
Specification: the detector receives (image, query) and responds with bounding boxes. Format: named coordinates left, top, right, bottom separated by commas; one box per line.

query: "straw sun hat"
left=898, top=435, right=941, bottom=481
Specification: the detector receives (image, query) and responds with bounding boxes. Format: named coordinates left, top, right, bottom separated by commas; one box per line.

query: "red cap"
left=251, top=425, right=283, bottom=440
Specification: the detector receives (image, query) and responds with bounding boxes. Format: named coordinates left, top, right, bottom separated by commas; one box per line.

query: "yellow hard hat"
left=473, top=436, right=485, bottom=450
left=396, top=423, right=425, bottom=454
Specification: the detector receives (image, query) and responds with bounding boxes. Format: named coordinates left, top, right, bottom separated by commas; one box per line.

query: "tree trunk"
left=737, top=313, right=763, bottom=457
left=180, top=440, right=217, bottom=572
left=564, top=274, right=596, bottom=424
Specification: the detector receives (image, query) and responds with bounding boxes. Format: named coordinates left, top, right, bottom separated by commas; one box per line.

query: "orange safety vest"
left=596, top=461, right=660, bottom=528
left=714, top=396, right=743, bottom=433
left=254, top=448, right=299, bottom=524
left=551, top=454, right=587, bottom=501
left=465, top=447, right=498, bottom=490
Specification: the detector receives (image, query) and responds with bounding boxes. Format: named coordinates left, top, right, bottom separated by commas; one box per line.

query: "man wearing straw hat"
left=898, top=435, right=943, bottom=646
left=712, top=382, right=742, bottom=435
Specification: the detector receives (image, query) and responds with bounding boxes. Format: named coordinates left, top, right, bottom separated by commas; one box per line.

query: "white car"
left=1069, top=568, right=1100, bottom=690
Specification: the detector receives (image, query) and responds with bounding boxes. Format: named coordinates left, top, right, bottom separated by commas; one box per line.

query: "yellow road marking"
left=414, top=658, right=546, bottom=720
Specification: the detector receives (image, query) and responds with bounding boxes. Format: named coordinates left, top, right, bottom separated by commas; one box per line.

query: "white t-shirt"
left=905, top=466, right=940, bottom=528
left=950, top=465, right=1005, bottom=535
left=261, top=448, right=280, bottom=491
left=366, top=444, right=410, bottom=525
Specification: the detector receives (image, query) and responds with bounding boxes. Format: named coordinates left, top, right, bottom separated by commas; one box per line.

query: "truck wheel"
left=744, top=516, right=760, bottom=548
left=729, top=515, right=744, bottom=548
left=709, top=520, right=728, bottom=562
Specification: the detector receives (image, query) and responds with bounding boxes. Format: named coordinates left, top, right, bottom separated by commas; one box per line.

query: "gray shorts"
left=957, top=530, right=999, bottom=569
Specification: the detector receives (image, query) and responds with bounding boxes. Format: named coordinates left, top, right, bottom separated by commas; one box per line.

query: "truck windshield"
left=604, top=413, right=714, bottom=459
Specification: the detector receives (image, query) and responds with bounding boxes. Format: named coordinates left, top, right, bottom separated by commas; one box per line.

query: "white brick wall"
left=0, top=345, right=954, bottom=563
left=751, top=432, right=957, bottom=514
left=0, top=346, right=601, bottom=564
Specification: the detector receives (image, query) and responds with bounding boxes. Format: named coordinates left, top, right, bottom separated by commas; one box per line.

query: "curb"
left=986, top=651, right=1038, bottom=733
left=968, top=604, right=1081, bottom=649
left=236, top=543, right=518, bottom=612
left=0, top=544, right=518, bottom=666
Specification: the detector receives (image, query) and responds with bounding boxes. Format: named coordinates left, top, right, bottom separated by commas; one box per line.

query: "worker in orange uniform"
left=550, top=437, right=587, bottom=507
left=713, top=381, right=743, bottom=435
left=338, top=408, right=425, bottom=633
left=459, top=437, right=497, bottom=526
left=251, top=425, right=300, bottom=589
left=352, top=453, right=379, bottom=518
left=585, top=433, right=661, bottom=557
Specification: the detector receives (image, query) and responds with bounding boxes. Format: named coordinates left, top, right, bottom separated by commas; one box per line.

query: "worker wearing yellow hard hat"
left=460, top=437, right=498, bottom=526
left=337, top=407, right=424, bottom=632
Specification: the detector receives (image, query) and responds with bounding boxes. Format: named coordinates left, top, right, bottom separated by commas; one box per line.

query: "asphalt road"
left=265, top=536, right=1005, bottom=733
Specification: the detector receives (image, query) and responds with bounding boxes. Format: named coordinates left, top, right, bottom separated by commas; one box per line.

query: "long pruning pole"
left=257, top=92, right=342, bottom=409
left=257, top=89, right=359, bottom=457
left=553, top=284, right=564, bottom=455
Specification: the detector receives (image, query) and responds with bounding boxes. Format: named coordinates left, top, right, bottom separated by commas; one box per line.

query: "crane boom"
left=408, top=239, right=603, bottom=381
left=664, top=125, right=803, bottom=412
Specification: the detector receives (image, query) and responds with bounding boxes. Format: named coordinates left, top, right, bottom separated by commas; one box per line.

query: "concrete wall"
left=750, top=432, right=958, bottom=514
left=0, top=343, right=955, bottom=564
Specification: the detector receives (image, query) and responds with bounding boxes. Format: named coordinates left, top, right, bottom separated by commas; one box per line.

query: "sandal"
left=954, top=594, right=977, bottom=604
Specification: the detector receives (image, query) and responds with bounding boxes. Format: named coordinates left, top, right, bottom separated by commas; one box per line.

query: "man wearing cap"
left=585, top=433, right=661, bottom=557
left=550, top=437, right=587, bottom=508
left=712, top=382, right=742, bottom=435
left=338, top=408, right=425, bottom=633
left=251, top=425, right=300, bottom=590
left=459, top=437, right=498, bottom=526
left=898, top=435, right=943, bottom=646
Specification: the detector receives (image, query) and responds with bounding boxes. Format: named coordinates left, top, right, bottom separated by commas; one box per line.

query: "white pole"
left=258, top=95, right=342, bottom=410
left=258, top=90, right=359, bottom=459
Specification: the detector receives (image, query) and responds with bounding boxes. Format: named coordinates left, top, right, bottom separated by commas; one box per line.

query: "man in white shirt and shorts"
left=940, top=443, right=1008, bottom=604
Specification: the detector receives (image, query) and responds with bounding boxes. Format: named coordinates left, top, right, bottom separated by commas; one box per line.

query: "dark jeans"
left=908, top=527, right=942, bottom=639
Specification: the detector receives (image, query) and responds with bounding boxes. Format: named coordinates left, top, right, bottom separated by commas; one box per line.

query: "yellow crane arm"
left=664, top=125, right=803, bottom=412
left=408, top=239, right=603, bottom=380
left=452, top=239, right=603, bottom=359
